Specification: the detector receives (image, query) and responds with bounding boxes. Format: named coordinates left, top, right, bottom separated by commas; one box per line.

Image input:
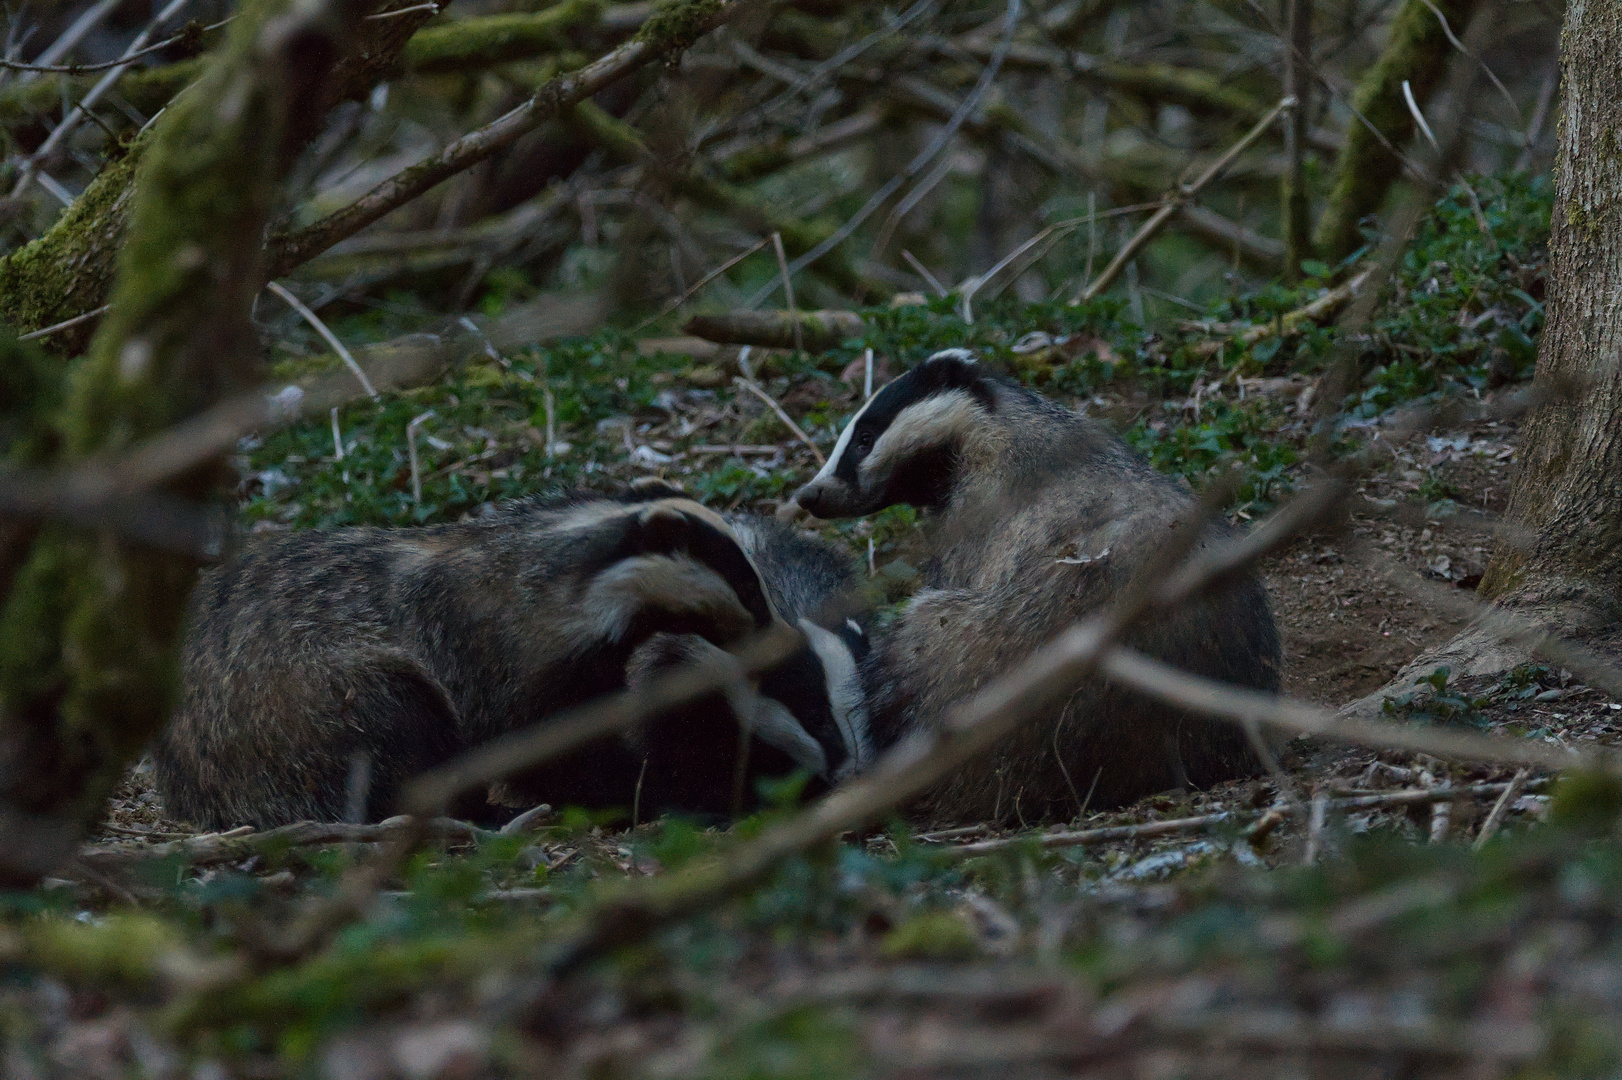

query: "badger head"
left=794, top=349, right=996, bottom=519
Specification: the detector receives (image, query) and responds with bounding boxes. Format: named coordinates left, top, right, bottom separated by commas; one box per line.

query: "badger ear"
left=625, top=477, right=687, bottom=502
left=919, top=349, right=998, bottom=412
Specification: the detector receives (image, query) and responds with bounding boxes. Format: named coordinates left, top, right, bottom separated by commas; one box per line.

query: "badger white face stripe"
left=746, top=694, right=830, bottom=778
left=857, top=389, right=980, bottom=484
left=581, top=555, right=749, bottom=642
left=800, top=618, right=870, bottom=773
left=810, top=389, right=884, bottom=485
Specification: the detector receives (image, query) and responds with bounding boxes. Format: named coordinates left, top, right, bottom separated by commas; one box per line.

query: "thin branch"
left=1097, top=646, right=1613, bottom=774
left=264, top=282, right=379, bottom=401
left=17, top=304, right=110, bottom=342
left=1414, top=0, right=1519, bottom=120
left=269, top=0, right=755, bottom=278
left=746, top=0, right=1022, bottom=307
left=736, top=377, right=825, bottom=465
left=1474, top=768, right=1529, bottom=848
left=1072, top=95, right=1293, bottom=304
left=11, top=0, right=193, bottom=198
left=948, top=779, right=1550, bottom=855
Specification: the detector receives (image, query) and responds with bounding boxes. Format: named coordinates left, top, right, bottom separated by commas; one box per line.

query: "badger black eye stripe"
left=813, top=354, right=997, bottom=485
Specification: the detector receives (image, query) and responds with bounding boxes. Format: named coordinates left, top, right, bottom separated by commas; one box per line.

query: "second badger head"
left=793, top=349, right=998, bottom=519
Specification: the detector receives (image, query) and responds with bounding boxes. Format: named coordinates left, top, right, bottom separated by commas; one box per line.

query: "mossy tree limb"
left=0, top=0, right=449, bottom=352
left=404, top=0, right=610, bottom=73
left=0, top=0, right=366, bottom=887
left=267, top=0, right=755, bottom=279
left=1312, top=0, right=1478, bottom=262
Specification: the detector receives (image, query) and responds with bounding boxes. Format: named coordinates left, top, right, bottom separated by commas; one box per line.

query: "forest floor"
left=13, top=177, right=1622, bottom=1079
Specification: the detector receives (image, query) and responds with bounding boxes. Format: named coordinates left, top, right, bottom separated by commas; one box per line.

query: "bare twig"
left=1097, top=646, right=1615, bottom=774
left=735, top=377, right=825, bottom=465
left=947, top=779, right=1549, bottom=855
left=1474, top=768, right=1529, bottom=848
left=1071, top=95, right=1294, bottom=304
left=1304, top=791, right=1329, bottom=864
left=747, top=0, right=1022, bottom=305
left=1415, top=0, right=1519, bottom=120
left=633, top=237, right=770, bottom=332
left=771, top=232, right=802, bottom=354
left=11, top=0, right=193, bottom=199
left=17, top=304, right=110, bottom=342
left=901, top=250, right=949, bottom=297
left=13, top=0, right=121, bottom=83
left=265, top=282, right=379, bottom=401
left=407, top=410, right=434, bottom=506
left=78, top=816, right=492, bottom=869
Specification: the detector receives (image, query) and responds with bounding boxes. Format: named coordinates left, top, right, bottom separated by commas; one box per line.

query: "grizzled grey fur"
left=794, top=350, right=1280, bottom=823
left=154, top=489, right=862, bottom=828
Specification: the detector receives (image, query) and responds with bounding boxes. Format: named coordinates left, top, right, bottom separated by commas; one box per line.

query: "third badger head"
left=623, top=488, right=872, bottom=817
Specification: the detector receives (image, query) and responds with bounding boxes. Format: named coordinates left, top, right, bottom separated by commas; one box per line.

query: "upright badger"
left=793, top=349, right=1280, bottom=821
left=154, top=488, right=868, bottom=828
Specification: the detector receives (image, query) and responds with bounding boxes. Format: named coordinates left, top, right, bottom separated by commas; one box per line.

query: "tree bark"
left=1478, top=0, right=1622, bottom=627
left=1343, top=0, right=1622, bottom=714
left=0, top=0, right=365, bottom=887
left=1312, top=0, right=1477, bottom=263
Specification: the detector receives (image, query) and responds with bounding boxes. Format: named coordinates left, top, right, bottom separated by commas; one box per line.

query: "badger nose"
left=793, top=482, right=829, bottom=519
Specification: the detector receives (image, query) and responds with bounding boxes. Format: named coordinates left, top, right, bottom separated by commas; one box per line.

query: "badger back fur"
left=154, top=489, right=862, bottom=828
left=794, top=349, right=1280, bottom=822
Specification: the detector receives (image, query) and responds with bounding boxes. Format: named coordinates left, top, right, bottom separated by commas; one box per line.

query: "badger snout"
left=792, top=478, right=837, bottom=519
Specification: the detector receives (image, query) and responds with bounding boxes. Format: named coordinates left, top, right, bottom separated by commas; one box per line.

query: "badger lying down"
left=155, top=486, right=869, bottom=829
left=794, top=349, right=1281, bottom=823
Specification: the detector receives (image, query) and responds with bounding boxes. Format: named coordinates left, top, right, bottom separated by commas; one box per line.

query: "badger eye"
left=855, top=430, right=875, bottom=451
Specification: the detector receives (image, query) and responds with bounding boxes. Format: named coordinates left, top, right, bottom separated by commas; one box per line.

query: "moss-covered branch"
left=1313, top=0, right=1478, bottom=261
left=0, top=59, right=204, bottom=131
left=404, top=0, right=614, bottom=73
left=0, top=1, right=448, bottom=351
left=0, top=0, right=365, bottom=887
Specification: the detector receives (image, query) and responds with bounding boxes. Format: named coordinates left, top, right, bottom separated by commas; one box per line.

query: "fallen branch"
left=684, top=309, right=866, bottom=351
left=949, top=779, right=1551, bottom=855
left=1180, top=267, right=1373, bottom=357
left=77, top=816, right=495, bottom=869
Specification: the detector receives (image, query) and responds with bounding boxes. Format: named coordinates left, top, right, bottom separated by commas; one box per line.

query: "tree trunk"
left=0, top=0, right=365, bottom=887
left=1477, top=0, right=1622, bottom=628
left=1312, top=0, right=1477, bottom=263
left=1344, top=0, right=1622, bottom=713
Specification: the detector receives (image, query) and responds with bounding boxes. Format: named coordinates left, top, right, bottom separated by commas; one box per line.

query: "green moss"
left=0, top=147, right=142, bottom=347
left=1313, top=0, right=1474, bottom=260
left=634, top=0, right=729, bottom=51
left=26, top=913, right=181, bottom=986
left=880, top=910, right=981, bottom=959
left=405, top=0, right=604, bottom=73
left=1550, top=773, right=1622, bottom=834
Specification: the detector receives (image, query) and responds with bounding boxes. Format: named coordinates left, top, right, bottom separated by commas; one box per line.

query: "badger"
left=153, top=487, right=869, bottom=828
left=792, top=349, right=1280, bottom=822
left=622, top=510, right=871, bottom=818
